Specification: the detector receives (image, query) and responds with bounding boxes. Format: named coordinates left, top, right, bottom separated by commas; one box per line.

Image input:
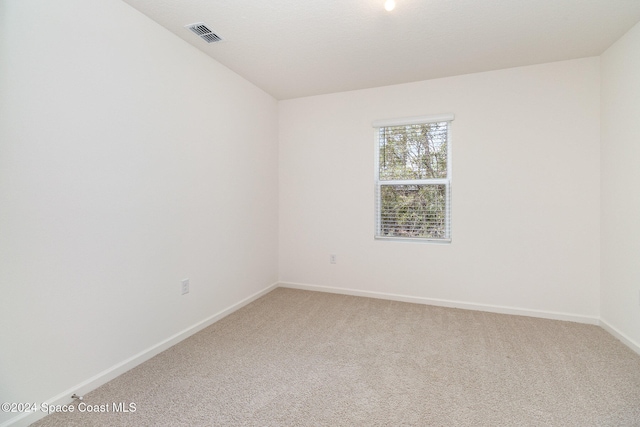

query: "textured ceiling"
left=121, top=0, right=640, bottom=100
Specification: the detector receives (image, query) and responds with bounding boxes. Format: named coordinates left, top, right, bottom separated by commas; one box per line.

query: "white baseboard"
left=1, top=282, right=279, bottom=427
left=8, top=281, right=636, bottom=427
left=599, top=318, right=640, bottom=356
left=278, top=281, right=601, bottom=325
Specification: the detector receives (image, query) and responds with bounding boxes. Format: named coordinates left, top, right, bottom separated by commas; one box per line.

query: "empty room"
left=2, top=0, right=640, bottom=425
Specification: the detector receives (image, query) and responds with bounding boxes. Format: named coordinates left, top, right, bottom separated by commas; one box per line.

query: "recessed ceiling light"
left=384, top=0, right=396, bottom=11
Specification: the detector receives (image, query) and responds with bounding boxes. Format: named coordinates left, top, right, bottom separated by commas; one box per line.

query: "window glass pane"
left=379, top=122, right=448, bottom=180
left=379, top=184, right=447, bottom=239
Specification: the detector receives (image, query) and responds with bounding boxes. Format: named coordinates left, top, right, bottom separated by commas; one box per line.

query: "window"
left=373, top=114, right=454, bottom=242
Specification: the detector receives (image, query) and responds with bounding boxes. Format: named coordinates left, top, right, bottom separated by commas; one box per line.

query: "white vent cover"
left=185, top=22, right=223, bottom=43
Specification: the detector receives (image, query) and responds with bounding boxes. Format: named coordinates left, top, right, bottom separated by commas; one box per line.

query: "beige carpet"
left=32, top=288, right=640, bottom=426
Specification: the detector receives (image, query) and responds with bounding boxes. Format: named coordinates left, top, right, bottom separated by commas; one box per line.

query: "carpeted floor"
left=32, top=287, right=640, bottom=426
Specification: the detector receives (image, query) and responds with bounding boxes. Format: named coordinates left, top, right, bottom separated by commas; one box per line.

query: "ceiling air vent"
left=185, top=22, right=223, bottom=43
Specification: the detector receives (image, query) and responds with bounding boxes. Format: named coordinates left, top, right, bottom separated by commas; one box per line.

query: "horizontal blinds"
left=378, top=122, right=448, bottom=181
left=375, top=184, right=451, bottom=240
left=375, top=118, right=452, bottom=241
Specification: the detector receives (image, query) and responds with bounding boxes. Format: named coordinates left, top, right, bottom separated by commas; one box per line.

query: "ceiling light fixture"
left=384, top=0, right=396, bottom=11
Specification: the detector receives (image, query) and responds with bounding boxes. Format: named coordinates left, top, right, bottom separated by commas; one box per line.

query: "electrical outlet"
left=181, top=279, right=190, bottom=295
left=330, top=254, right=337, bottom=264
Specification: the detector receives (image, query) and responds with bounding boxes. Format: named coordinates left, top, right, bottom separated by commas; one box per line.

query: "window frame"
left=373, top=114, right=454, bottom=243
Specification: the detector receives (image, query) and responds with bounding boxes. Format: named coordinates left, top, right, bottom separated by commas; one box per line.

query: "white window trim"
left=373, top=114, right=454, bottom=243
left=372, top=114, right=454, bottom=128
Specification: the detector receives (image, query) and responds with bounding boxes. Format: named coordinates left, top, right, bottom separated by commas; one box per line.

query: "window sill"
left=374, top=236, right=452, bottom=244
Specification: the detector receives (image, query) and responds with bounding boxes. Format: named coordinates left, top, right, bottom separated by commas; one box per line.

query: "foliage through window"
left=374, top=115, right=453, bottom=241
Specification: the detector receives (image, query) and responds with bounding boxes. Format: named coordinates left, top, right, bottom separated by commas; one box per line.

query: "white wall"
left=0, top=0, right=278, bottom=424
left=1, top=0, right=633, bottom=423
left=279, top=58, right=601, bottom=320
left=600, top=21, right=640, bottom=349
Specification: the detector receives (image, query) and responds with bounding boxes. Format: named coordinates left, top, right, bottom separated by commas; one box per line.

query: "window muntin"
left=374, top=116, right=452, bottom=241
